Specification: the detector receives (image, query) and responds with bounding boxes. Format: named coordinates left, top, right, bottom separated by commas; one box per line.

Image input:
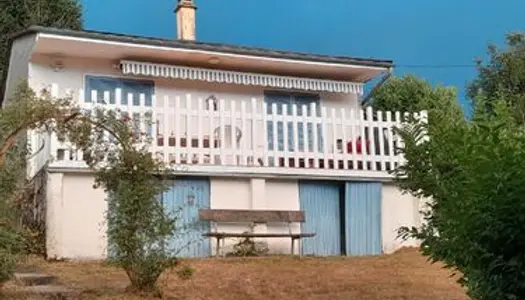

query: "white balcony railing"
left=27, top=84, right=427, bottom=178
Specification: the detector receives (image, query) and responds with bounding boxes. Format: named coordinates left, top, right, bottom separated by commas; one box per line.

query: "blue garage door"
left=345, top=182, right=382, bottom=256
left=299, top=181, right=342, bottom=256
left=162, top=178, right=211, bottom=258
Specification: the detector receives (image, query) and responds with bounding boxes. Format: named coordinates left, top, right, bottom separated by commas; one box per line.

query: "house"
left=2, top=0, right=424, bottom=260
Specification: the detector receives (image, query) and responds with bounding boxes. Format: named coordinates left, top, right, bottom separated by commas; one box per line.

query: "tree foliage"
left=396, top=100, right=525, bottom=299
left=0, top=0, right=83, bottom=84
left=366, top=74, right=459, bottom=114
left=367, top=74, right=464, bottom=153
left=0, top=1, right=182, bottom=292
left=381, top=37, right=525, bottom=299
left=63, top=107, right=180, bottom=292
left=468, top=32, right=525, bottom=123
left=0, top=83, right=182, bottom=292
left=0, top=0, right=82, bottom=285
left=0, top=83, right=80, bottom=285
left=369, top=49, right=525, bottom=298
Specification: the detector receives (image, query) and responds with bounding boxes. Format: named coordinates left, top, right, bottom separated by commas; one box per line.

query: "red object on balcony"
left=346, top=137, right=370, bottom=154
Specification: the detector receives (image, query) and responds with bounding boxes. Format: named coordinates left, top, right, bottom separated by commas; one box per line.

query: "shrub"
left=176, top=265, right=195, bottom=280
left=0, top=83, right=78, bottom=286
left=63, top=107, right=182, bottom=292
left=396, top=101, right=525, bottom=299
left=0, top=225, right=23, bottom=285
left=227, top=224, right=269, bottom=257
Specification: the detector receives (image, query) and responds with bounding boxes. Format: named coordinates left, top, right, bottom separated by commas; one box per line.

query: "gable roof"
left=12, top=26, right=394, bottom=68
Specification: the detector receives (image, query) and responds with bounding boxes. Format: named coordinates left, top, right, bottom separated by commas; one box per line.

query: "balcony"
left=28, top=84, right=427, bottom=180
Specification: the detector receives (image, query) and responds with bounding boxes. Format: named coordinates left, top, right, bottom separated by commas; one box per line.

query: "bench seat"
left=199, top=209, right=315, bottom=257
left=203, top=232, right=316, bottom=238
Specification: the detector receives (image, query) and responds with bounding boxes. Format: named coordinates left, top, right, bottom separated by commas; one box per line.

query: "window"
left=85, top=76, right=155, bottom=136
left=264, top=92, right=324, bottom=152
left=85, top=75, right=154, bottom=107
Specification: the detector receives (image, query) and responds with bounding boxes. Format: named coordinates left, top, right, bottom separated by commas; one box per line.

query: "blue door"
left=299, top=181, right=342, bottom=256
left=162, top=178, right=211, bottom=258
left=345, top=182, right=382, bottom=256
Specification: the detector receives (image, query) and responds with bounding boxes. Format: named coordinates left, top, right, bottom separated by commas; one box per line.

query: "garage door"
left=162, top=178, right=211, bottom=258
left=299, top=181, right=342, bottom=256
left=345, top=182, right=382, bottom=255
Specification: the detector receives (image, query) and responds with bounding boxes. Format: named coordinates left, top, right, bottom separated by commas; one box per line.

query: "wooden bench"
left=199, top=209, right=315, bottom=257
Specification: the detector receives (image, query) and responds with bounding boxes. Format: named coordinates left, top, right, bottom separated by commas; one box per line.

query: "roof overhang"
left=13, top=26, right=393, bottom=86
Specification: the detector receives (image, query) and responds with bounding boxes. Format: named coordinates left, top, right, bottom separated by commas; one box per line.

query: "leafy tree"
left=0, top=0, right=83, bottom=84
left=0, top=0, right=82, bottom=286
left=63, top=107, right=180, bottom=292
left=0, top=2, right=181, bottom=291
left=0, top=83, right=182, bottom=292
left=0, top=83, right=80, bottom=286
left=366, top=74, right=464, bottom=157
left=468, top=32, right=525, bottom=123
left=396, top=99, right=525, bottom=299
left=387, top=33, right=525, bottom=299
left=366, top=74, right=459, bottom=114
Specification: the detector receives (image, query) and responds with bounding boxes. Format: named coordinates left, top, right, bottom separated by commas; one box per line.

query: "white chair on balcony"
left=213, top=125, right=242, bottom=165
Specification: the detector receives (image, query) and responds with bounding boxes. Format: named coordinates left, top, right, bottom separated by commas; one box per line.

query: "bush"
left=65, top=107, right=182, bottom=292
left=227, top=237, right=269, bottom=257
left=176, top=265, right=195, bottom=280
left=100, top=152, right=178, bottom=292
left=396, top=101, right=525, bottom=299
left=0, top=249, right=16, bottom=285
left=226, top=224, right=269, bottom=257
left=0, top=225, right=23, bottom=285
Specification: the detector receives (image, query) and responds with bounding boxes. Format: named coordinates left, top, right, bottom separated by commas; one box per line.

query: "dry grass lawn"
left=4, top=247, right=467, bottom=300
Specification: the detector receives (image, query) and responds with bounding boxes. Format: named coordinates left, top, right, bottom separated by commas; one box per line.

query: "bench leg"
left=221, top=238, right=226, bottom=257
left=215, top=237, right=221, bottom=258
left=291, top=238, right=302, bottom=257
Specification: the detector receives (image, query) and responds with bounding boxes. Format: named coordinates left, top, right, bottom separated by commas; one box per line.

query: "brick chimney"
left=176, top=0, right=197, bottom=41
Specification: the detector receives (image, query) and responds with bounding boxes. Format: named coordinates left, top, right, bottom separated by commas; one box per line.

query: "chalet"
left=2, top=0, right=424, bottom=259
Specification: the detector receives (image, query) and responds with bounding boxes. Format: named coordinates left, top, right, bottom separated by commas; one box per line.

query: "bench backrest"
left=199, top=209, right=306, bottom=223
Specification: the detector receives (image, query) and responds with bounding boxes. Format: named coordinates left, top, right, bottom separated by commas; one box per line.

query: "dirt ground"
left=3, top=247, right=467, bottom=300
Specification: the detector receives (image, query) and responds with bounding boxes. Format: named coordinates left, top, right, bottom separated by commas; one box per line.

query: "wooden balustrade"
left=28, top=84, right=428, bottom=177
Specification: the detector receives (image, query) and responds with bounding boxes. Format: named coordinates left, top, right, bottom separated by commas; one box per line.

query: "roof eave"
left=12, top=26, right=393, bottom=69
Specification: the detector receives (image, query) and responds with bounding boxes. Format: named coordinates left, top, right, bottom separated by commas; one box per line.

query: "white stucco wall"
left=3, top=34, right=36, bottom=106
left=381, top=183, right=422, bottom=254
left=28, top=55, right=360, bottom=156
left=209, top=178, right=300, bottom=255
left=44, top=171, right=424, bottom=259
left=46, top=172, right=108, bottom=260
left=209, top=177, right=251, bottom=243
left=265, top=180, right=301, bottom=254
left=28, top=55, right=360, bottom=109
left=46, top=173, right=302, bottom=259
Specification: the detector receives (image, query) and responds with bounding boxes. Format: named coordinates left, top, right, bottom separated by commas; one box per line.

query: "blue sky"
left=81, top=0, right=525, bottom=110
